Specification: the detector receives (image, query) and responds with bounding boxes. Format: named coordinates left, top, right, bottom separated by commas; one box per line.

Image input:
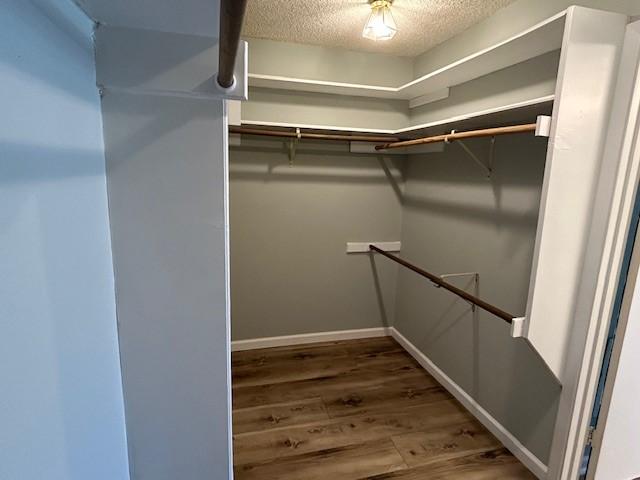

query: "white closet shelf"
left=248, top=11, right=566, bottom=103
left=241, top=95, right=555, bottom=137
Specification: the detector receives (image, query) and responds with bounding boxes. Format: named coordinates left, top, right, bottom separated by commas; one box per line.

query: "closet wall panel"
left=248, top=38, right=414, bottom=87
left=393, top=134, right=560, bottom=464
left=102, top=92, right=232, bottom=480
left=230, top=138, right=403, bottom=340
left=242, top=88, right=409, bottom=132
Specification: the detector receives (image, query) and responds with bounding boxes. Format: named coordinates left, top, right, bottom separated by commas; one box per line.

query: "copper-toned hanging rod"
left=369, top=245, right=515, bottom=324
left=375, top=123, right=538, bottom=150
left=229, top=126, right=402, bottom=143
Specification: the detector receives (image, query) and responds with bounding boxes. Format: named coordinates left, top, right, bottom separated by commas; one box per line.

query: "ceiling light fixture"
left=362, top=0, right=397, bottom=42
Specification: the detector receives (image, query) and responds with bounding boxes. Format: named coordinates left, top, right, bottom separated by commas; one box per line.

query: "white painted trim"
left=222, top=100, right=234, bottom=480
left=101, top=85, right=241, bottom=102
left=249, top=72, right=397, bottom=95
left=549, top=17, right=640, bottom=480
left=231, top=327, right=392, bottom=352
left=346, top=241, right=401, bottom=254
left=240, top=119, right=395, bottom=134
left=535, top=115, right=552, bottom=137
left=389, top=327, right=548, bottom=479
left=241, top=95, right=555, bottom=136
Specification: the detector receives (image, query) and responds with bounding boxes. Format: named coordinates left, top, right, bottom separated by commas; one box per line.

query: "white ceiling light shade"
left=362, top=0, right=397, bottom=41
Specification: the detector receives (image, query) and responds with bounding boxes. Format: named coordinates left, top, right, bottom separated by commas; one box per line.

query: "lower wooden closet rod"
left=369, top=245, right=515, bottom=324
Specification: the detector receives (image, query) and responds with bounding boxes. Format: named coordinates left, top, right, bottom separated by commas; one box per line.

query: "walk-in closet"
left=5, top=1, right=640, bottom=480
left=222, top=3, right=637, bottom=479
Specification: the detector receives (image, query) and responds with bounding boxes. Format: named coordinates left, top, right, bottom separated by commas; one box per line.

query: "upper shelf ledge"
left=248, top=11, right=567, bottom=102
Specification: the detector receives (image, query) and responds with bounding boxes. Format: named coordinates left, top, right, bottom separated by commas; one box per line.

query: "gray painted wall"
left=0, top=1, right=129, bottom=479
left=102, top=91, right=232, bottom=480
left=394, top=134, right=561, bottom=463
left=247, top=38, right=414, bottom=86
left=96, top=20, right=234, bottom=478
left=243, top=87, right=409, bottom=131
left=230, top=138, right=403, bottom=340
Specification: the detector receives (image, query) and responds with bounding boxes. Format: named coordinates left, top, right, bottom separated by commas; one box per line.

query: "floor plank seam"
left=232, top=337, right=535, bottom=479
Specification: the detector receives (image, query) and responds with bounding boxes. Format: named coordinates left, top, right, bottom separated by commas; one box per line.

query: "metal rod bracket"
left=455, top=139, right=492, bottom=178
left=288, top=128, right=301, bottom=166
left=438, top=272, right=480, bottom=311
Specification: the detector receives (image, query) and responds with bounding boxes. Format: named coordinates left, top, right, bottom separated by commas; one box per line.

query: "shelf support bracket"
left=287, top=128, right=301, bottom=166
left=447, top=130, right=493, bottom=178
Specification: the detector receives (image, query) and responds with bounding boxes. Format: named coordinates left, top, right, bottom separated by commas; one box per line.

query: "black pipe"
left=217, top=0, right=249, bottom=89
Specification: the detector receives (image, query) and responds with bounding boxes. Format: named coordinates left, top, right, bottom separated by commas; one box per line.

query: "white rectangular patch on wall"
left=227, top=100, right=242, bottom=126
left=346, top=241, right=401, bottom=253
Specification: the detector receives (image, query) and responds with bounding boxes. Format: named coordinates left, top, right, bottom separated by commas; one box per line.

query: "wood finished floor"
left=232, top=336, right=536, bottom=480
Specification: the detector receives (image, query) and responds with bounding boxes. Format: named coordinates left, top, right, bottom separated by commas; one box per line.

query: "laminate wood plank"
left=231, top=338, right=537, bottom=479
left=233, top=349, right=409, bottom=389
left=233, top=401, right=469, bottom=465
left=234, top=439, right=407, bottom=480
left=233, top=398, right=330, bottom=434
left=361, top=447, right=536, bottom=479
left=323, top=377, right=448, bottom=419
left=232, top=359, right=425, bottom=409
left=390, top=420, right=501, bottom=467
left=232, top=337, right=403, bottom=368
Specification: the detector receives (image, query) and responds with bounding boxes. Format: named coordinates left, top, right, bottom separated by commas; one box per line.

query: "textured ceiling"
left=243, top=0, right=516, bottom=57
left=74, top=0, right=516, bottom=57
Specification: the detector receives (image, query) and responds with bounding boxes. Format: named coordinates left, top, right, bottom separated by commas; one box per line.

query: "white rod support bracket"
left=437, top=272, right=479, bottom=311
left=511, top=317, right=526, bottom=337
left=346, top=241, right=401, bottom=253
left=535, top=115, right=552, bottom=137
left=213, top=41, right=249, bottom=101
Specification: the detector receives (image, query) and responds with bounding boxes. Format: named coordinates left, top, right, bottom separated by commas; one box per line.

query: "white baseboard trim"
left=231, top=327, right=392, bottom=352
left=389, top=327, right=548, bottom=479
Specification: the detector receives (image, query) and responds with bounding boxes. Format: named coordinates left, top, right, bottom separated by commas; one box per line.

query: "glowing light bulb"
left=362, top=0, right=397, bottom=41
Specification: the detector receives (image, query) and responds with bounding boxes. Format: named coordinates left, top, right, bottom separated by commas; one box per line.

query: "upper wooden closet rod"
left=375, top=123, right=538, bottom=150
left=230, top=122, right=540, bottom=148
left=229, top=126, right=401, bottom=143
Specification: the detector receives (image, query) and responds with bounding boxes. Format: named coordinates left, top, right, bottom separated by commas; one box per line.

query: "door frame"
left=548, top=19, right=640, bottom=480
